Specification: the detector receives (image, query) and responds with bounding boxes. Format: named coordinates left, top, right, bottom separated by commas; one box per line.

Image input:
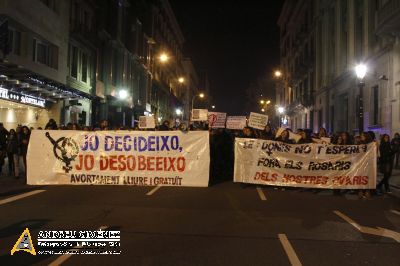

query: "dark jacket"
left=6, top=134, right=19, bottom=154
left=20, top=133, right=30, bottom=156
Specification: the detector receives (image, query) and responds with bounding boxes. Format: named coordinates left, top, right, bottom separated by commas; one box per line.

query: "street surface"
left=0, top=181, right=399, bottom=266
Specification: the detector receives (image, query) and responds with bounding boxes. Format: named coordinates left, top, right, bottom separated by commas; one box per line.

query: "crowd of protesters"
left=0, top=118, right=398, bottom=198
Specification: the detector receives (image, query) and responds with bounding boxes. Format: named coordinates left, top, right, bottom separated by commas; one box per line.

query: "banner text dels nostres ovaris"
left=234, top=138, right=377, bottom=189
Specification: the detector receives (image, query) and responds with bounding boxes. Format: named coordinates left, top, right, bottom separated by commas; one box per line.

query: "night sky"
left=170, top=0, right=283, bottom=115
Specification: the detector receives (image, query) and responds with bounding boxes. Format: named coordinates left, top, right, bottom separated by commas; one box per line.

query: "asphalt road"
left=0, top=182, right=399, bottom=266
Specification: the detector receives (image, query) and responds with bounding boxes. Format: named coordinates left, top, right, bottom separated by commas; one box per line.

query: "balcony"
left=376, top=0, right=400, bottom=36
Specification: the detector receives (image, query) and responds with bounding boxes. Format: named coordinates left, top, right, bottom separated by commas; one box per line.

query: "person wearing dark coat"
left=0, top=123, right=9, bottom=174
left=377, top=134, right=396, bottom=193
left=261, top=125, right=274, bottom=140
left=6, top=129, right=20, bottom=177
left=391, top=133, right=400, bottom=168
left=158, top=120, right=171, bottom=131
left=19, top=126, right=30, bottom=175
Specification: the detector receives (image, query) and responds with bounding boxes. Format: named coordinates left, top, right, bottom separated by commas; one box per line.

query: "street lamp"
left=159, top=53, right=169, bottom=63
left=211, top=105, right=215, bottom=109
left=178, top=77, right=185, bottom=83
left=175, top=109, right=182, bottom=116
left=260, top=100, right=265, bottom=104
left=277, top=106, right=285, bottom=127
left=355, top=64, right=367, bottom=133
left=118, top=89, right=128, bottom=99
left=274, top=70, right=282, bottom=78
left=261, top=108, right=265, bottom=112
left=191, top=93, right=205, bottom=117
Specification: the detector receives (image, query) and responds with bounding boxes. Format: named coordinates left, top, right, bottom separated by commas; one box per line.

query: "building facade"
left=0, top=0, right=198, bottom=129
left=277, top=0, right=316, bottom=130
left=278, top=0, right=400, bottom=136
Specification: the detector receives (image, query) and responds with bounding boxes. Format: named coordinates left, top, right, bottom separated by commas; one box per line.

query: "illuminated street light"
left=176, top=109, right=182, bottom=115
left=159, top=53, right=169, bottom=63
left=355, top=63, right=367, bottom=133
left=261, top=108, right=265, bottom=112
left=118, top=90, right=128, bottom=99
left=355, top=64, right=367, bottom=79
left=260, top=100, right=265, bottom=104
left=211, top=105, right=215, bottom=109
left=278, top=106, right=285, bottom=114
left=178, top=77, right=185, bottom=83
left=266, top=100, right=271, bottom=104
left=191, top=93, right=206, bottom=116
left=274, top=70, right=282, bottom=78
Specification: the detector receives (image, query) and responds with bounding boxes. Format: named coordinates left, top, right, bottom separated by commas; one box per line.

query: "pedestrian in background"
left=0, top=123, right=9, bottom=175
left=6, top=129, right=20, bottom=178
left=261, top=125, right=274, bottom=140
left=19, top=126, right=30, bottom=176
left=391, top=132, right=400, bottom=168
left=377, top=134, right=396, bottom=194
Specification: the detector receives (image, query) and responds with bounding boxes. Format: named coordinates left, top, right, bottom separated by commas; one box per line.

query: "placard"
left=138, top=116, right=155, bottom=129
left=208, top=112, right=227, bottom=128
left=192, top=109, right=208, bottom=121
left=226, top=116, right=247, bottom=130
left=248, top=112, right=268, bottom=130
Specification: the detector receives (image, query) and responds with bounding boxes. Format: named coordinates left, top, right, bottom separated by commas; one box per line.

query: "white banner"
left=248, top=112, right=268, bottom=130
left=27, top=131, right=210, bottom=187
left=226, top=116, right=247, bottom=130
left=191, top=109, right=208, bottom=121
left=234, top=138, right=377, bottom=189
left=208, top=112, right=227, bottom=128
left=139, top=116, right=155, bottom=129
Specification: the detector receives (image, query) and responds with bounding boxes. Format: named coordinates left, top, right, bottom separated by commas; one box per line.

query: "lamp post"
left=278, top=106, right=285, bottom=127
left=191, top=93, right=205, bottom=114
left=355, top=64, right=367, bottom=133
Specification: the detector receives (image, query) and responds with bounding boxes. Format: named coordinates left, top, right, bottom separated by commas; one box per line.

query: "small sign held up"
left=226, top=116, right=247, bottom=130
left=208, top=112, right=227, bottom=128
left=248, top=112, right=268, bottom=130
left=192, top=109, right=208, bottom=121
left=138, top=116, right=155, bottom=129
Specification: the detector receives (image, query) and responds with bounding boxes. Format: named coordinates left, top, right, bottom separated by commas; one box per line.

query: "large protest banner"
left=27, top=131, right=210, bottom=187
left=234, top=138, right=377, bottom=189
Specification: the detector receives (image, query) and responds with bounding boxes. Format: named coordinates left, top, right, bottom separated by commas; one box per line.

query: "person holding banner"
left=275, top=129, right=294, bottom=144
left=261, top=125, right=275, bottom=140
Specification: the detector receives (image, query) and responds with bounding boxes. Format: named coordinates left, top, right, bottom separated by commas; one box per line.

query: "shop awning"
left=0, top=60, right=93, bottom=104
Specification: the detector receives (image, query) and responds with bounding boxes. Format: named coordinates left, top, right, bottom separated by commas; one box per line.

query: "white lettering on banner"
left=248, top=112, right=268, bottom=130
left=234, top=138, right=377, bottom=189
left=27, top=131, right=210, bottom=187
left=226, top=116, right=247, bottom=130
left=208, top=112, right=226, bottom=128
left=0, top=86, right=46, bottom=107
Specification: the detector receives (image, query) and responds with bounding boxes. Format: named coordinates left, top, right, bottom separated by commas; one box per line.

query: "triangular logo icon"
left=10, top=228, right=36, bottom=255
